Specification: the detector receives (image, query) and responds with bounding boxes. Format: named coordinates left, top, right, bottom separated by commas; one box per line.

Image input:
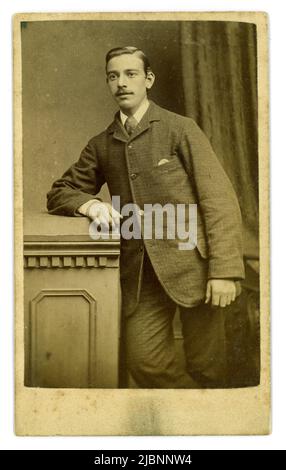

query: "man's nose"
left=117, top=74, right=127, bottom=88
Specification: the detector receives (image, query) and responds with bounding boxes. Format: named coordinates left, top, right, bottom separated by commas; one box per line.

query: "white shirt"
left=120, top=98, right=150, bottom=126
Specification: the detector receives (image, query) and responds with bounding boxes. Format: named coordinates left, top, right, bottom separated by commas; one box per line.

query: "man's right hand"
left=77, top=200, right=122, bottom=230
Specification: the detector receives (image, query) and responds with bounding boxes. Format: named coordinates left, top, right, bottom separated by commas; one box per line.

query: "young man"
left=47, top=46, right=245, bottom=389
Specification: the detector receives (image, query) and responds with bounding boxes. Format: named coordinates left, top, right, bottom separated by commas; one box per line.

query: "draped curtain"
left=180, top=22, right=258, bottom=251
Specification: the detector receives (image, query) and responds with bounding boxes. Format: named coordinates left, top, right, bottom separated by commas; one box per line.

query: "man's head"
left=105, top=46, right=155, bottom=116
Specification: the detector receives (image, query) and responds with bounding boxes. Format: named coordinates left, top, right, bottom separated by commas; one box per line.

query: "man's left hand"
left=205, top=279, right=237, bottom=307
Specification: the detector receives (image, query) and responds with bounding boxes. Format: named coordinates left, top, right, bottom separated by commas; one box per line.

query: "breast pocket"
left=154, top=155, right=184, bottom=173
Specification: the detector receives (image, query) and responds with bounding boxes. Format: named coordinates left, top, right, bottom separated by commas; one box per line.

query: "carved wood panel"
left=29, top=289, right=97, bottom=388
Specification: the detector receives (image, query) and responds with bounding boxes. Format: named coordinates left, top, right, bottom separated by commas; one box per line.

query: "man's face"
left=106, top=53, right=155, bottom=115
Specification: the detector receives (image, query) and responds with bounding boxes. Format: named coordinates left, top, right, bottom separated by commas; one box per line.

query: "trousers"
left=120, top=252, right=229, bottom=389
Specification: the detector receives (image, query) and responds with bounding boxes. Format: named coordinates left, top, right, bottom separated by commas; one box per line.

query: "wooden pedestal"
left=24, top=213, right=120, bottom=388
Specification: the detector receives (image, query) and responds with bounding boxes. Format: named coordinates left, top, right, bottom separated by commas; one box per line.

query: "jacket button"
left=130, top=173, right=138, bottom=180
left=128, top=144, right=132, bottom=149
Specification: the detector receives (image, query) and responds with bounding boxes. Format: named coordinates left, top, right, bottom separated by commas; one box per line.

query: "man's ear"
left=146, top=71, right=155, bottom=90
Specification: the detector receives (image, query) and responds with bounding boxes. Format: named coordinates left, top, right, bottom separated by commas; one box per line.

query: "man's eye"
left=127, top=72, right=136, bottom=77
left=108, top=74, right=117, bottom=81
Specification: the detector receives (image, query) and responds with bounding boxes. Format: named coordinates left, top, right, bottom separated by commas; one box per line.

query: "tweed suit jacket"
left=47, top=101, right=245, bottom=314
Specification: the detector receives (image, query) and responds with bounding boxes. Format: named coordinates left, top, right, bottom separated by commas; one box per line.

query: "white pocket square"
left=157, top=158, right=170, bottom=166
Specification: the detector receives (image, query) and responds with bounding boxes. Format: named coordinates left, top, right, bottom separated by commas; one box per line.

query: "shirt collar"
left=120, top=98, right=150, bottom=126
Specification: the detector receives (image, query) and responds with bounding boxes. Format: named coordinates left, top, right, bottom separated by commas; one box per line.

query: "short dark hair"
left=105, top=46, right=152, bottom=75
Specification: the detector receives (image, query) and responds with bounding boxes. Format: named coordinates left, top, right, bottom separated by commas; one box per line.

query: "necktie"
left=124, top=116, right=138, bottom=135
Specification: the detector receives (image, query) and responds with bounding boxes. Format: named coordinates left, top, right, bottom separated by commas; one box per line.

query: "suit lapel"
left=107, top=101, right=162, bottom=143
left=129, top=110, right=151, bottom=140
left=130, top=101, right=161, bottom=141
left=107, top=114, right=128, bottom=142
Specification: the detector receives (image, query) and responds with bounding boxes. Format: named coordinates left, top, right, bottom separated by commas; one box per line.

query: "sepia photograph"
left=14, top=11, right=269, bottom=435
